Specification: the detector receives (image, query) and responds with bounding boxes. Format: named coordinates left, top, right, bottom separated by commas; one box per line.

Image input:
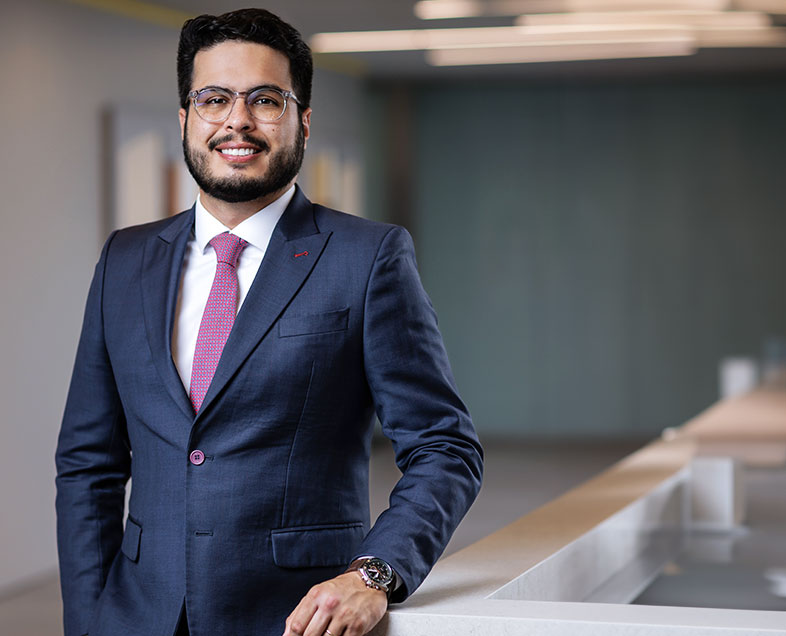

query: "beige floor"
left=0, top=438, right=641, bottom=635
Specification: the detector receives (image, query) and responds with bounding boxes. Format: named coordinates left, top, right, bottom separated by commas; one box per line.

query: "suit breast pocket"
left=278, top=308, right=349, bottom=338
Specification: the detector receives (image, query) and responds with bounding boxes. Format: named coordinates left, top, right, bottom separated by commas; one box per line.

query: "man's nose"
left=224, top=95, right=255, bottom=131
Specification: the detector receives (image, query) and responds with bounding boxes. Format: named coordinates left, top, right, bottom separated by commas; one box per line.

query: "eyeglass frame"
left=187, top=85, right=302, bottom=124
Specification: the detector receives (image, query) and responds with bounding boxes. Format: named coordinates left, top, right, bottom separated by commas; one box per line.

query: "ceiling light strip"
left=427, top=38, right=697, bottom=63
left=311, top=19, right=786, bottom=59
left=311, top=24, right=702, bottom=53
left=517, top=9, right=771, bottom=26
left=414, top=0, right=734, bottom=19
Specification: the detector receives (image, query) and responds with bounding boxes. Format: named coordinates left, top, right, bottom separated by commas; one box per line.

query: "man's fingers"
left=323, top=622, right=345, bottom=636
left=301, top=582, right=347, bottom=636
left=301, top=605, right=337, bottom=636
left=284, top=591, right=319, bottom=636
left=284, top=574, right=387, bottom=636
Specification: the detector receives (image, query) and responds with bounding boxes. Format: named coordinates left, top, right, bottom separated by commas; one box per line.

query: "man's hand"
left=282, top=571, right=388, bottom=636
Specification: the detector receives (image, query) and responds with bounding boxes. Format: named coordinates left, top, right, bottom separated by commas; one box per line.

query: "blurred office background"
left=2, top=0, right=786, bottom=624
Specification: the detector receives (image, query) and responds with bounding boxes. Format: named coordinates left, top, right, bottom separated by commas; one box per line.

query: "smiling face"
left=179, top=40, right=311, bottom=210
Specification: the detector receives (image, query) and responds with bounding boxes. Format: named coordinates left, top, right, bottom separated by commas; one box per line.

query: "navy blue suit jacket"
left=55, top=188, right=483, bottom=636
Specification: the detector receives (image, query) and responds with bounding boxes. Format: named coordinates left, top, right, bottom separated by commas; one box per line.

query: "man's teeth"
left=220, top=148, right=257, bottom=156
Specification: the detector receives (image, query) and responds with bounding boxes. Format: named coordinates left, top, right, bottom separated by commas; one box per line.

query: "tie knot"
left=210, top=232, right=247, bottom=268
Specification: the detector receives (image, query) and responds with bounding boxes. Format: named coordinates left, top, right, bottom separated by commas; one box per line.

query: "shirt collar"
left=193, top=185, right=296, bottom=253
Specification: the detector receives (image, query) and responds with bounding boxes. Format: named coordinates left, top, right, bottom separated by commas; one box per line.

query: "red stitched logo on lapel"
left=294, top=251, right=309, bottom=258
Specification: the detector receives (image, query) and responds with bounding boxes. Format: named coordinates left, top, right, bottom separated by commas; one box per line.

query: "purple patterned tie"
left=189, top=232, right=248, bottom=412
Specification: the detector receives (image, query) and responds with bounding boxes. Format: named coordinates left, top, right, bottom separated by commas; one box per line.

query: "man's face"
left=179, top=40, right=311, bottom=204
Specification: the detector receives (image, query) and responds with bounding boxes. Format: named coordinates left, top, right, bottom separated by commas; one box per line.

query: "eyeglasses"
left=188, top=86, right=300, bottom=123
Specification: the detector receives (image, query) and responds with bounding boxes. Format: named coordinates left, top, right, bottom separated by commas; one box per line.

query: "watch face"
left=364, top=558, right=393, bottom=585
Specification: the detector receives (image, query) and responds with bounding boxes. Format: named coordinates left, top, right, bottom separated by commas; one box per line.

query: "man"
left=56, top=8, right=482, bottom=636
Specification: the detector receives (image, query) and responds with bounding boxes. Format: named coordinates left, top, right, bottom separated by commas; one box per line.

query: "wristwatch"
left=346, top=557, right=395, bottom=597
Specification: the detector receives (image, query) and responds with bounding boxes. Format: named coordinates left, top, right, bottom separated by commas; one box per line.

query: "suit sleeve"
left=356, top=225, right=483, bottom=601
left=55, top=231, right=131, bottom=636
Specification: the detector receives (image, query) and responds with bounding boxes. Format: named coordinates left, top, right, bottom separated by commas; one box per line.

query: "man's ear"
left=301, top=108, right=312, bottom=148
left=179, top=108, right=187, bottom=140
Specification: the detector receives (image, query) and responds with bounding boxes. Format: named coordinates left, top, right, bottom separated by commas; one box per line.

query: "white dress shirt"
left=172, top=186, right=295, bottom=392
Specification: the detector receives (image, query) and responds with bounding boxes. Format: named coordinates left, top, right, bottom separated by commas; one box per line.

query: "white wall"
left=0, top=0, right=367, bottom=592
left=0, top=0, right=179, bottom=591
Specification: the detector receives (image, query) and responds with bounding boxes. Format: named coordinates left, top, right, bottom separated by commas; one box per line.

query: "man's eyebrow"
left=196, top=84, right=228, bottom=91
left=194, top=84, right=289, bottom=93
left=247, top=83, right=288, bottom=93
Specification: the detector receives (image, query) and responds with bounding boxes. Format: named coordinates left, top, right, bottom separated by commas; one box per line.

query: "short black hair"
left=177, top=8, right=313, bottom=111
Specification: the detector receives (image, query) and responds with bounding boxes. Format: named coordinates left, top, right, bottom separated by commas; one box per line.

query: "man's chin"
left=202, top=183, right=271, bottom=204
left=184, top=136, right=304, bottom=207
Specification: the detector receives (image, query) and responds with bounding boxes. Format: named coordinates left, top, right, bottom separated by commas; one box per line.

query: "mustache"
left=208, top=134, right=270, bottom=152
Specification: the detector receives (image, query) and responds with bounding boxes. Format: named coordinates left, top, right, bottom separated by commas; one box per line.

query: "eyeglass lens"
left=194, top=88, right=287, bottom=122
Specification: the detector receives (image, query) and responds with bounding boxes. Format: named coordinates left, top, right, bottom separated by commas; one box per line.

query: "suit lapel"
left=141, top=208, right=195, bottom=421
left=197, top=188, right=330, bottom=417
left=196, top=188, right=331, bottom=418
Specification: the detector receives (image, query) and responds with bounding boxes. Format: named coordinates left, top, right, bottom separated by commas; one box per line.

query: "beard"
left=182, top=117, right=305, bottom=204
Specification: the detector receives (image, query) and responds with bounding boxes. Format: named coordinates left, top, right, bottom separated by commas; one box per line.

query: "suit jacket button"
left=189, top=450, right=205, bottom=466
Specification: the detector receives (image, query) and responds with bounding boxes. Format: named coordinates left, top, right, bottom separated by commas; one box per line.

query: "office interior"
left=2, top=0, right=786, bottom=633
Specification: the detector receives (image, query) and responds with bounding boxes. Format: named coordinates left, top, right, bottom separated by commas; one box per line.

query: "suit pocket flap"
left=121, top=516, right=142, bottom=562
left=278, top=308, right=349, bottom=338
left=271, top=523, right=364, bottom=568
